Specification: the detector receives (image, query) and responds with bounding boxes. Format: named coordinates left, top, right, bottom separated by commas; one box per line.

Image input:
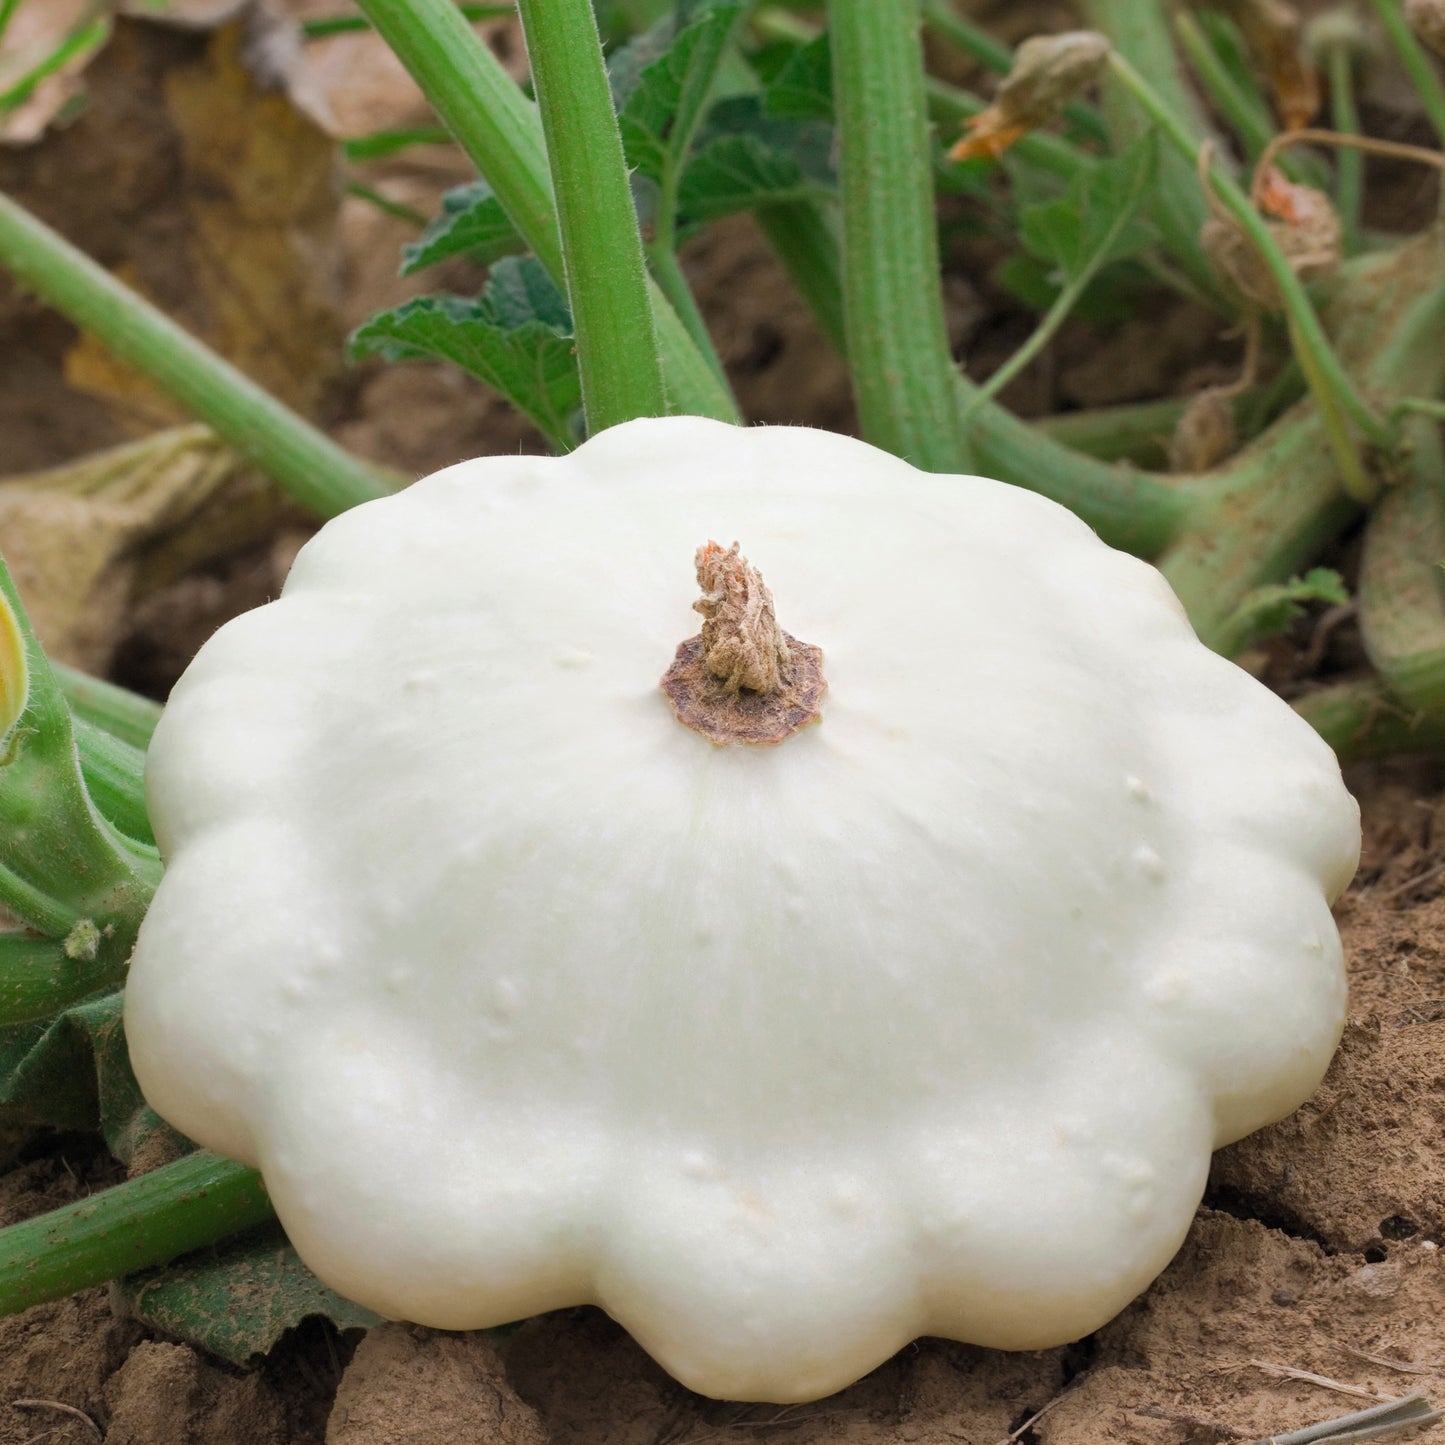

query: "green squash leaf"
left=618, top=4, right=744, bottom=189
left=0, top=987, right=164, bottom=1160
left=1224, top=569, right=1350, bottom=655
left=116, top=1225, right=380, bottom=1366
left=1018, top=133, right=1158, bottom=286
left=401, top=179, right=525, bottom=277
left=679, top=97, right=834, bottom=226
left=350, top=258, right=581, bottom=450
left=763, top=34, right=833, bottom=123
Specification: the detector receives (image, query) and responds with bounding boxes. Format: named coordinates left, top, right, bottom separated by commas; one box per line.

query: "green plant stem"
left=1368, top=0, right=1445, bottom=146
left=0, top=194, right=390, bottom=521
left=742, top=157, right=1191, bottom=548
left=302, top=4, right=514, bottom=38
left=642, top=11, right=735, bottom=394
left=0, top=932, right=121, bottom=1026
left=648, top=247, right=729, bottom=390
left=515, top=0, right=666, bottom=430
left=1174, top=10, right=1273, bottom=161
left=1358, top=416, right=1445, bottom=713
left=1081, top=0, right=1222, bottom=301
left=1294, top=678, right=1445, bottom=763
left=962, top=177, right=1152, bottom=422
left=753, top=201, right=848, bottom=358
left=72, top=718, right=151, bottom=848
left=52, top=665, right=160, bottom=751
left=827, top=0, right=969, bottom=471
left=1032, top=396, right=1186, bottom=463
left=1160, top=414, right=1357, bottom=653
left=0, top=1152, right=271, bottom=1316
left=754, top=8, right=1099, bottom=186
left=961, top=390, right=1190, bottom=555
left=1105, top=53, right=1394, bottom=464
left=918, top=0, right=1109, bottom=145
left=1325, top=41, right=1364, bottom=255
left=1163, top=236, right=1445, bottom=652
left=0, top=557, right=159, bottom=958
left=354, top=0, right=738, bottom=424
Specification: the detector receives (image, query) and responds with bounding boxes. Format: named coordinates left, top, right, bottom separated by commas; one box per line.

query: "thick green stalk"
left=0, top=556, right=159, bottom=954
left=515, top=0, right=665, bottom=430
left=0, top=193, right=390, bottom=520
left=1032, top=396, right=1186, bottom=463
left=960, top=386, right=1190, bottom=555
left=1294, top=678, right=1445, bottom=763
left=72, top=717, right=152, bottom=848
left=354, top=0, right=737, bottom=423
left=1358, top=418, right=1445, bottom=713
left=1161, top=412, right=1358, bottom=653
left=0, top=932, right=124, bottom=1026
left=827, top=0, right=969, bottom=471
left=0, top=1153, right=271, bottom=1315
left=1162, top=236, right=1445, bottom=650
left=1081, top=0, right=1222, bottom=301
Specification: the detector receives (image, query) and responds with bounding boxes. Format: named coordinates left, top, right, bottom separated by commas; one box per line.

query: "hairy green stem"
left=72, top=718, right=151, bottom=848
left=53, top=665, right=161, bottom=751
left=0, top=1153, right=271, bottom=1315
left=516, top=0, right=666, bottom=430
left=0, top=931, right=125, bottom=1027
left=354, top=0, right=738, bottom=423
left=0, top=194, right=391, bottom=520
left=1160, top=411, right=1357, bottom=653
left=1163, top=235, right=1445, bottom=651
left=828, top=0, right=969, bottom=471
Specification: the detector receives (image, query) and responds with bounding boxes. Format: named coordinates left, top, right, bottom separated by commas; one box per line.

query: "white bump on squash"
left=124, top=415, right=1360, bottom=1404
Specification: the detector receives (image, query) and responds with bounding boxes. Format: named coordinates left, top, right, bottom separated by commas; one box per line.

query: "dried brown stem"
left=661, top=541, right=826, bottom=747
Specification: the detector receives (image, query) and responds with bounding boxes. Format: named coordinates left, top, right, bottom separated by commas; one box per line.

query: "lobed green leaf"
left=351, top=257, right=581, bottom=450
left=401, top=179, right=526, bottom=276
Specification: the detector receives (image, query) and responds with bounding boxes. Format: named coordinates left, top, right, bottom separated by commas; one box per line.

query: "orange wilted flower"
left=948, top=31, right=1110, bottom=164
left=1211, top=0, right=1320, bottom=130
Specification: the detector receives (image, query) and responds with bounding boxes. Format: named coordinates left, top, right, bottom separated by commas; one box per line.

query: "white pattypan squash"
left=125, top=416, right=1359, bottom=1404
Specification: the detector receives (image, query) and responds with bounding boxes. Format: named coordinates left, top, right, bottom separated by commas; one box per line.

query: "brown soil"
left=2, top=4, right=1443, bottom=1443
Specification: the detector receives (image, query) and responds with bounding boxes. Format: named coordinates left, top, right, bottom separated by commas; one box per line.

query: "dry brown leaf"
left=0, top=10, right=345, bottom=476
left=0, top=426, right=271, bottom=669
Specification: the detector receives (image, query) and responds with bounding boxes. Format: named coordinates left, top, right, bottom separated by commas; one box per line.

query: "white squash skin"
left=124, top=415, right=1360, bottom=1404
